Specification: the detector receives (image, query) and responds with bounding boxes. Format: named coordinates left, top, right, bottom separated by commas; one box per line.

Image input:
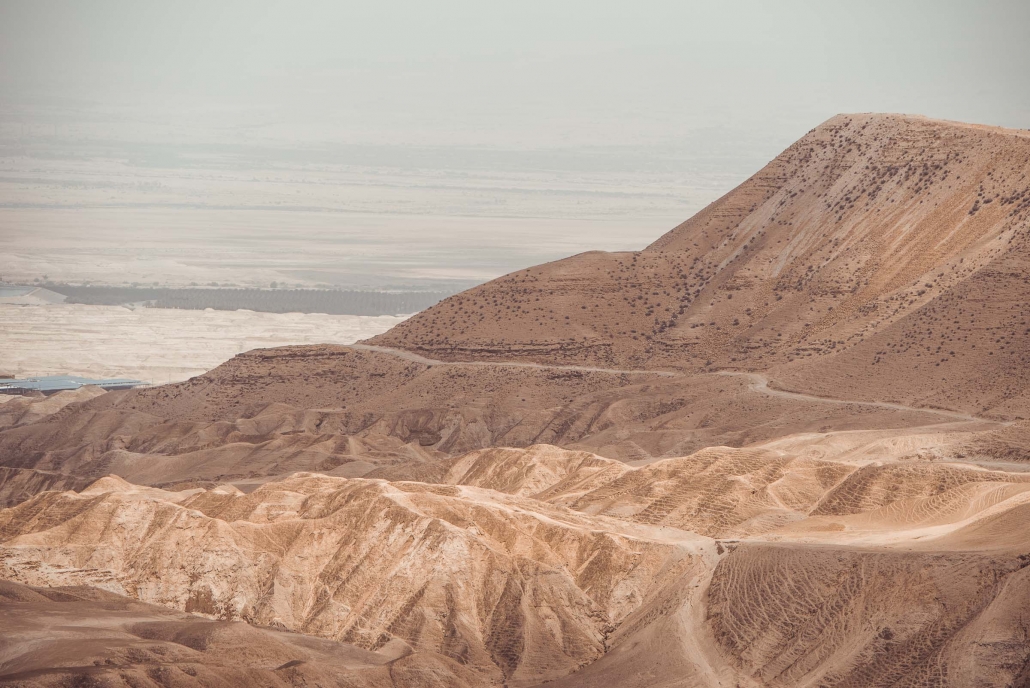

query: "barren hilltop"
left=3, top=114, right=1030, bottom=687
left=373, top=113, right=1030, bottom=416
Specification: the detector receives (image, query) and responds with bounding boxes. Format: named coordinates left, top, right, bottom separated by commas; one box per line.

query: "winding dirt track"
left=714, top=371, right=1007, bottom=425
left=348, top=343, right=679, bottom=377
left=349, top=343, right=1008, bottom=426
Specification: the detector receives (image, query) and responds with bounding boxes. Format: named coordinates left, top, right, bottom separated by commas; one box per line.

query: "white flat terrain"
left=0, top=303, right=406, bottom=384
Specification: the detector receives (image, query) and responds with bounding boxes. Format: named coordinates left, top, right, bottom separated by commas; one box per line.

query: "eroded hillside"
left=6, top=441, right=1030, bottom=687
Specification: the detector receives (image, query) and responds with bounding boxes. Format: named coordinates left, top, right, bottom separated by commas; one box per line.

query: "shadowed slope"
left=366, top=444, right=631, bottom=501
left=0, top=579, right=481, bottom=688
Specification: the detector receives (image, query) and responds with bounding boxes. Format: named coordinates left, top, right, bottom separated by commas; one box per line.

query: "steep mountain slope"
left=775, top=236, right=1030, bottom=418
left=370, top=114, right=1030, bottom=416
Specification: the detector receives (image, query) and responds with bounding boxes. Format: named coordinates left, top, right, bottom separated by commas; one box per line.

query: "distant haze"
left=3, top=0, right=1027, bottom=147
left=0, top=0, right=1028, bottom=288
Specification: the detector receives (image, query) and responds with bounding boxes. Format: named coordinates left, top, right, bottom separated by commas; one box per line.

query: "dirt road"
left=348, top=344, right=1007, bottom=425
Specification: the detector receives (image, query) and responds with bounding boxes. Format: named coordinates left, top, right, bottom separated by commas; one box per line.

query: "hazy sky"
left=2, top=0, right=1028, bottom=148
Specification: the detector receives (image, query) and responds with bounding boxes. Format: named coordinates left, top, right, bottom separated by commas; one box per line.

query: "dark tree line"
left=48, top=285, right=452, bottom=316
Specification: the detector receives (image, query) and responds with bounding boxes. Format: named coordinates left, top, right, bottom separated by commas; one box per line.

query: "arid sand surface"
left=0, top=303, right=406, bottom=383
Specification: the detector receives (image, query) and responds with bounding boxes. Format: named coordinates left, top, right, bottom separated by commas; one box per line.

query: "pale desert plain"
left=0, top=303, right=406, bottom=383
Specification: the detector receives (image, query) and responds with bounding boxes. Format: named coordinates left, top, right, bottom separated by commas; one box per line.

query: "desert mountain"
left=372, top=114, right=1030, bottom=416
left=2, top=113, right=1030, bottom=687
left=2, top=115, right=1027, bottom=502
